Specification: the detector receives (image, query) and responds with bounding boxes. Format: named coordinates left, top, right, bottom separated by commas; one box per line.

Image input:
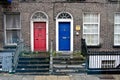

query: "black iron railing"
left=87, top=51, right=120, bottom=72
left=81, top=38, right=120, bottom=74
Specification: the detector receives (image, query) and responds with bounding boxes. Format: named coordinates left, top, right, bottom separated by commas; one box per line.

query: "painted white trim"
left=56, top=12, right=73, bottom=52
left=114, top=13, right=120, bottom=45
left=30, top=11, right=49, bottom=52
left=56, top=12, right=73, bottom=19
left=83, top=13, right=100, bottom=46
left=31, top=11, right=48, bottom=20
left=4, top=13, right=21, bottom=46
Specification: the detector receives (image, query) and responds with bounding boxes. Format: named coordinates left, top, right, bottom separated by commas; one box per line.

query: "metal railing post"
left=12, top=40, right=24, bottom=72
left=50, top=40, right=53, bottom=74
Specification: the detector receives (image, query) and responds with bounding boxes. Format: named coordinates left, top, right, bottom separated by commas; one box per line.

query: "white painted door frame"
left=30, top=12, right=48, bottom=52
left=56, top=19, right=73, bottom=52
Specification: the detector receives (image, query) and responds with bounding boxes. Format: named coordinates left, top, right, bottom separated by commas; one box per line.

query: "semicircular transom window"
left=57, top=12, right=72, bottom=19
left=32, top=12, right=47, bottom=20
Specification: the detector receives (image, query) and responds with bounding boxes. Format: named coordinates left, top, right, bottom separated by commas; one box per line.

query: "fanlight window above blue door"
left=57, top=12, right=72, bottom=19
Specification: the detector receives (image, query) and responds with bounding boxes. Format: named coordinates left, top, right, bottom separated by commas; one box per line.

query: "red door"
left=34, top=22, right=46, bottom=51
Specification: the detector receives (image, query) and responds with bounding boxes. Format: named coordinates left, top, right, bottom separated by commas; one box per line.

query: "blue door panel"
left=59, top=22, right=70, bottom=51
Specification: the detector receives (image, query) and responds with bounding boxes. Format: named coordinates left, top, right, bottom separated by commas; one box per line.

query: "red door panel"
left=34, top=22, right=46, bottom=51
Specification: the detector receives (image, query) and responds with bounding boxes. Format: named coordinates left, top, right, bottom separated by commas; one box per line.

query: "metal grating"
left=99, top=75, right=115, bottom=80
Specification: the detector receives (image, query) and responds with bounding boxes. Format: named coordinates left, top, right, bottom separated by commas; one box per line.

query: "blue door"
left=59, top=22, right=70, bottom=51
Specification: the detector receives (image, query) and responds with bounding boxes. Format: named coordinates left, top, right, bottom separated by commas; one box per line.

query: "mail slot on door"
left=62, top=37, right=70, bottom=39
left=62, top=37, right=67, bottom=39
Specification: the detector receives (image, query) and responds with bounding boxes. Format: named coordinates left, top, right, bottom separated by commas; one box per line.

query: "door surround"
left=30, top=11, right=48, bottom=51
left=56, top=12, right=73, bottom=52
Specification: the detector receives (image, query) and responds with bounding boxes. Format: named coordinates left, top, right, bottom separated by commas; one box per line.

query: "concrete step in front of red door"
left=15, top=56, right=50, bottom=75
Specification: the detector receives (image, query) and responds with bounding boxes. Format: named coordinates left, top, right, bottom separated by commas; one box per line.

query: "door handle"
left=35, top=39, right=38, bottom=40
left=62, top=37, right=67, bottom=39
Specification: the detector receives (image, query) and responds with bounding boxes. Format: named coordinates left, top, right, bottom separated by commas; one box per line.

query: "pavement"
left=0, top=73, right=120, bottom=80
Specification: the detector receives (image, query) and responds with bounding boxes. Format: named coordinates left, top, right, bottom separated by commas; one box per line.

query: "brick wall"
left=0, top=5, right=3, bottom=50
left=0, top=0, right=120, bottom=51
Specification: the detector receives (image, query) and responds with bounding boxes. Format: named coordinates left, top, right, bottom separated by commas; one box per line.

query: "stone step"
left=16, top=72, right=50, bottom=75
left=53, top=56, right=86, bottom=74
left=16, top=70, right=49, bottom=73
left=16, top=55, right=50, bottom=74
left=17, top=64, right=49, bottom=68
left=53, top=69, right=86, bottom=74
left=19, top=57, right=50, bottom=61
left=16, top=69, right=49, bottom=73
left=53, top=61, right=85, bottom=65
left=53, top=58, right=84, bottom=61
left=18, top=61, right=49, bottom=64
left=53, top=64, right=85, bottom=68
left=17, top=68, right=49, bottom=72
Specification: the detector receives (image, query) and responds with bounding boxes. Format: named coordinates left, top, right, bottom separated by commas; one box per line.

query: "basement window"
left=101, top=60, right=115, bottom=68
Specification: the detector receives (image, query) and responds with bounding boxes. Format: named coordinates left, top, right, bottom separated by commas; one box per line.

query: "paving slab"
left=69, top=74, right=100, bottom=80
left=57, top=76, right=70, bottom=80
left=35, top=76, right=47, bottom=80
left=86, top=75, right=100, bottom=80
left=113, top=75, right=120, bottom=80
left=0, top=73, right=13, bottom=80
left=35, top=75, right=70, bottom=80
left=22, top=76, right=34, bottom=80
left=46, top=75, right=57, bottom=80
left=7, top=75, right=23, bottom=80
left=0, top=77, right=9, bottom=80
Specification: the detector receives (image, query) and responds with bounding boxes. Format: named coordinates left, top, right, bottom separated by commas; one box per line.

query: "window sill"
left=87, top=45, right=101, bottom=48
left=113, top=45, right=120, bottom=48
left=4, top=44, right=17, bottom=49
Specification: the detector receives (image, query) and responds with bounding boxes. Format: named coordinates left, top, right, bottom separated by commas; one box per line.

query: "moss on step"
left=20, top=51, right=50, bottom=57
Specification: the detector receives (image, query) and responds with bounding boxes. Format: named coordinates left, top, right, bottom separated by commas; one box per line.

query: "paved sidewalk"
left=69, top=74, right=99, bottom=80
left=113, top=75, right=120, bottom=80
left=0, top=73, right=99, bottom=80
left=0, top=73, right=120, bottom=80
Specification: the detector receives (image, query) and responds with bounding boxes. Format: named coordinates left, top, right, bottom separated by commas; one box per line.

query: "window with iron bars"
left=101, top=60, right=115, bottom=68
